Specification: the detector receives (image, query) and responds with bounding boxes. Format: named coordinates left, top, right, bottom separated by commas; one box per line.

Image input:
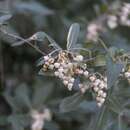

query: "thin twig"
left=0, top=29, right=46, bottom=55
left=98, top=38, right=109, bottom=53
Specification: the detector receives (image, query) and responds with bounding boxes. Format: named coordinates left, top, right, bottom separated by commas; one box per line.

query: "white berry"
left=68, top=83, right=73, bottom=91
left=84, top=71, right=89, bottom=77
left=54, top=63, right=60, bottom=68
left=63, top=80, right=69, bottom=85
left=70, top=78, right=75, bottom=83
left=100, top=98, right=105, bottom=104
left=89, top=76, right=96, bottom=82
left=93, top=86, right=99, bottom=92
left=97, top=102, right=102, bottom=107
left=76, top=55, right=84, bottom=61
left=125, top=72, right=130, bottom=78
left=98, top=90, right=104, bottom=96
left=54, top=71, right=59, bottom=76
left=102, top=93, right=107, bottom=98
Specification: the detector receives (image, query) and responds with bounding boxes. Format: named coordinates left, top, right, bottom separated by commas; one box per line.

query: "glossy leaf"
left=0, top=14, right=12, bottom=25
left=32, top=81, right=54, bottom=108
left=59, top=92, right=84, bottom=113
left=67, top=23, right=80, bottom=50
left=15, top=84, right=32, bottom=109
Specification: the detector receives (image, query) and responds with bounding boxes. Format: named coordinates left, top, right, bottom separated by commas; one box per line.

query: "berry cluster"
left=42, top=51, right=107, bottom=107
left=89, top=76, right=107, bottom=107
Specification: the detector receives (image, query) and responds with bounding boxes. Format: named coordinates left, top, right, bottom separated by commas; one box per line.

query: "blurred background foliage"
left=0, top=0, right=130, bottom=130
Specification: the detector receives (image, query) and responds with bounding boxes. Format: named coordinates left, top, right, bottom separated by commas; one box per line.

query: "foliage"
left=0, top=0, right=130, bottom=130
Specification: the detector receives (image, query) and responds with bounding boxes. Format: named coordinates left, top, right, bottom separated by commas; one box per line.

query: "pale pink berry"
left=44, top=56, right=49, bottom=61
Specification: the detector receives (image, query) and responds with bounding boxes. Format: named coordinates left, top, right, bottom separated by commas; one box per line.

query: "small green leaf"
left=0, top=14, right=12, bottom=25
left=59, top=92, right=84, bottom=113
left=67, top=23, right=80, bottom=50
left=32, top=82, right=54, bottom=108
left=15, top=84, right=32, bottom=109
left=8, top=114, right=30, bottom=130
left=3, top=92, right=19, bottom=112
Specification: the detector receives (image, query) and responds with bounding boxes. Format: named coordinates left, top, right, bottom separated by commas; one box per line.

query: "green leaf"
left=32, top=81, right=54, bottom=108
left=79, top=101, right=98, bottom=113
left=106, top=55, right=124, bottom=88
left=59, top=92, right=84, bottom=113
left=0, top=14, right=12, bottom=25
left=67, top=23, right=80, bottom=50
left=107, top=95, right=122, bottom=114
left=3, top=92, right=19, bottom=112
left=15, top=84, right=32, bottom=109
left=92, top=106, right=109, bottom=130
left=8, top=114, right=30, bottom=130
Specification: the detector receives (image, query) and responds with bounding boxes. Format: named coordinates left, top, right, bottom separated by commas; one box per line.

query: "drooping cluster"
left=41, top=51, right=107, bottom=107
left=89, top=75, right=107, bottom=107
left=107, top=3, right=130, bottom=29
